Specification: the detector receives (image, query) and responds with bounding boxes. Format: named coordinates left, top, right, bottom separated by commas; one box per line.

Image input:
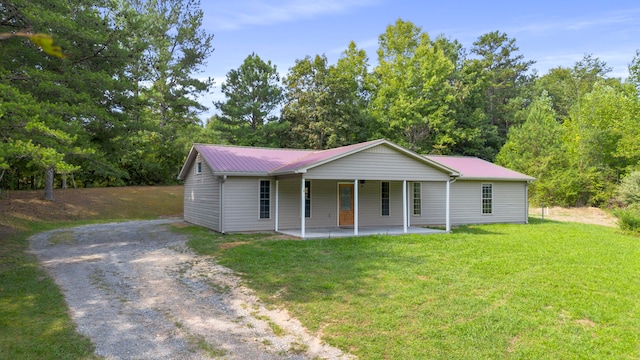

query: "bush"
left=617, top=171, right=640, bottom=205
left=613, top=204, right=640, bottom=234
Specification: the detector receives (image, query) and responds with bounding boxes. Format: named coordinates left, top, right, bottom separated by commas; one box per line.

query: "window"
left=381, top=181, right=390, bottom=216
left=482, top=183, right=493, bottom=214
left=196, top=161, right=202, bottom=174
left=305, top=180, right=311, bottom=218
left=413, top=182, right=421, bottom=216
left=259, top=180, right=270, bottom=219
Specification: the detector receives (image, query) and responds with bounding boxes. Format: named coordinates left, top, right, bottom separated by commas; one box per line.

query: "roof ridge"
left=270, top=139, right=386, bottom=173
left=194, top=143, right=312, bottom=152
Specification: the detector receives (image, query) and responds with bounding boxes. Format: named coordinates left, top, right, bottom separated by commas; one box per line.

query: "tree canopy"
left=1, top=9, right=638, bottom=209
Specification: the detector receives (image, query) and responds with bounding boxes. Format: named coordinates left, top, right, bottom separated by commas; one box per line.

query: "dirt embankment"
left=0, top=185, right=183, bottom=237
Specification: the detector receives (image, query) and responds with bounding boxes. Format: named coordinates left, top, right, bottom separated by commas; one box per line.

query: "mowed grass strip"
left=0, top=186, right=183, bottom=360
left=189, top=219, right=640, bottom=359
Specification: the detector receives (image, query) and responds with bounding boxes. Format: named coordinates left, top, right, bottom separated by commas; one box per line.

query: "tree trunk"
left=44, top=167, right=55, bottom=201
left=61, top=173, right=67, bottom=189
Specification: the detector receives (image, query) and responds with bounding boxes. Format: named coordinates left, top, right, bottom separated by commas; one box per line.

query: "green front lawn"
left=188, top=219, right=640, bottom=359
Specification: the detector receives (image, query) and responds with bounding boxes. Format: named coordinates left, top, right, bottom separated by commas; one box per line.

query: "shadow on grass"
left=527, top=217, right=563, bottom=225
left=450, top=225, right=506, bottom=235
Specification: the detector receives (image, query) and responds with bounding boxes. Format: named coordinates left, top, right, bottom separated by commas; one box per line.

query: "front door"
left=338, top=183, right=354, bottom=227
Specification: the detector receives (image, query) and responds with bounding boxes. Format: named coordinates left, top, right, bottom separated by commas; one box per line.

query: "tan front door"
left=339, top=183, right=354, bottom=227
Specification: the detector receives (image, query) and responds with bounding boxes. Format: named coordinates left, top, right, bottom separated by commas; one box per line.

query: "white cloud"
left=511, top=7, right=640, bottom=35
left=209, top=0, right=380, bottom=31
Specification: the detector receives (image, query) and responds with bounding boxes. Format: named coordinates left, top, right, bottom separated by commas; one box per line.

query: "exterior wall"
left=410, top=181, right=447, bottom=226
left=358, top=181, right=405, bottom=226
left=183, top=153, right=220, bottom=231
left=222, top=177, right=276, bottom=232
left=277, top=178, right=337, bottom=229
left=305, top=144, right=450, bottom=181
left=449, top=180, right=528, bottom=225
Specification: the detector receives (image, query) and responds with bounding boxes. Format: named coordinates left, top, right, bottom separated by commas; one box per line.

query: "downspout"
left=525, top=181, right=530, bottom=224
left=220, top=175, right=226, bottom=234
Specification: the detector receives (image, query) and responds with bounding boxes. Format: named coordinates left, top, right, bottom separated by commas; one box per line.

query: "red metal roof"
left=426, top=155, right=535, bottom=181
left=272, top=139, right=383, bottom=173
left=194, top=144, right=312, bottom=173
left=177, top=140, right=532, bottom=181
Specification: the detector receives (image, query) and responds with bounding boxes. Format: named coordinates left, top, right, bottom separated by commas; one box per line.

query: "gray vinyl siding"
left=358, top=181, right=405, bottom=226
left=305, top=144, right=450, bottom=181
left=450, top=181, right=528, bottom=225
left=222, top=177, right=275, bottom=232
left=278, top=178, right=337, bottom=229
left=410, top=182, right=447, bottom=226
left=183, top=154, right=220, bottom=231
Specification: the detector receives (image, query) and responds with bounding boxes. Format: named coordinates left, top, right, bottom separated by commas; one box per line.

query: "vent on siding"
left=364, top=145, right=392, bottom=154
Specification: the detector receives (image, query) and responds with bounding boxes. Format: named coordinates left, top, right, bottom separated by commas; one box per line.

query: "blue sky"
left=197, top=0, right=640, bottom=120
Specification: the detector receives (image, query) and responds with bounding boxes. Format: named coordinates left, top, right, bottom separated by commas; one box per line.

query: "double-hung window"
left=259, top=180, right=270, bottom=219
left=305, top=180, right=311, bottom=218
left=482, top=183, right=493, bottom=215
left=381, top=181, right=390, bottom=216
left=413, top=182, right=421, bottom=216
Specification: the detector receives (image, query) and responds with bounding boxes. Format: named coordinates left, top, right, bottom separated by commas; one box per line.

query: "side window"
left=413, top=182, right=421, bottom=216
left=305, top=180, right=311, bottom=218
left=196, top=161, right=202, bottom=174
left=381, top=181, right=390, bottom=216
left=482, top=183, right=493, bottom=214
left=259, top=180, right=270, bottom=219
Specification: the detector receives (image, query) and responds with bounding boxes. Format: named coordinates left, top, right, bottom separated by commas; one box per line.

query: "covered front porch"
left=278, top=225, right=447, bottom=239
left=273, top=177, right=454, bottom=239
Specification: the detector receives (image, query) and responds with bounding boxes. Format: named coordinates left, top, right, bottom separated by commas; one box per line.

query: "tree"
left=469, top=31, right=534, bottom=138
left=536, top=54, right=617, bottom=122
left=0, top=0, right=131, bottom=197
left=215, top=53, right=283, bottom=145
left=628, top=49, right=640, bottom=94
left=369, top=19, right=457, bottom=153
left=496, top=93, right=570, bottom=205
left=562, top=83, right=637, bottom=205
left=282, top=45, right=371, bottom=149
left=114, top=0, right=215, bottom=184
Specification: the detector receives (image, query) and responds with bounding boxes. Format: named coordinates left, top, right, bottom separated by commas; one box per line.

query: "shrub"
left=617, top=171, right=640, bottom=205
left=613, top=204, right=640, bottom=235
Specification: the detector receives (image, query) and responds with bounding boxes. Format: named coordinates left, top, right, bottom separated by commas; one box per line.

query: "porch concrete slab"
left=278, top=226, right=447, bottom=239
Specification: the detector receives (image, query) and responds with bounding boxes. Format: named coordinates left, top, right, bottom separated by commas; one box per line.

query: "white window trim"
left=481, top=183, right=493, bottom=215
left=259, top=179, right=271, bottom=220
left=195, top=161, right=202, bottom=174
left=381, top=181, right=390, bottom=216
left=412, top=182, right=422, bottom=216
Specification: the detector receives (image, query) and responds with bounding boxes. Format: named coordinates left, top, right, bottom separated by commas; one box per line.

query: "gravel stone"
left=30, top=219, right=354, bottom=359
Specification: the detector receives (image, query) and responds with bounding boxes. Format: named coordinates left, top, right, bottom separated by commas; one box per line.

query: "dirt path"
left=29, top=220, right=352, bottom=360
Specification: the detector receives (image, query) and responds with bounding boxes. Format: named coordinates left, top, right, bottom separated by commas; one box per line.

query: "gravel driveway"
left=29, top=220, right=352, bottom=359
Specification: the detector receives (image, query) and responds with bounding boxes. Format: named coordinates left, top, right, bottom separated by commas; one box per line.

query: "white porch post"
left=446, top=180, right=451, bottom=232
left=301, top=177, right=306, bottom=238
left=402, top=180, right=408, bottom=233
left=275, top=179, right=279, bottom=232
left=354, top=179, right=359, bottom=236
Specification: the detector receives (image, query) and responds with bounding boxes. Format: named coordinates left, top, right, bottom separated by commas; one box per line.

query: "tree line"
left=1, top=2, right=639, bottom=208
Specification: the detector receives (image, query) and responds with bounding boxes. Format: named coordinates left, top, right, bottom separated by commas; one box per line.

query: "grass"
left=187, top=218, right=640, bottom=359
left=0, top=186, right=183, bottom=360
